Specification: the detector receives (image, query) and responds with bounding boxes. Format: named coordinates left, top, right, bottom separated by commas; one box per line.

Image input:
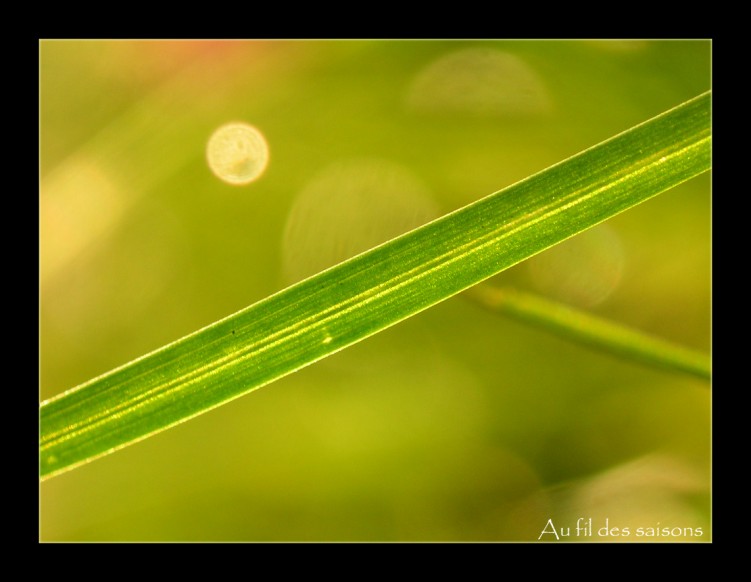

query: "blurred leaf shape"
left=525, top=224, right=625, bottom=308
left=41, top=156, right=127, bottom=286
left=558, top=453, right=708, bottom=542
left=282, top=159, right=440, bottom=283
left=407, top=48, right=553, bottom=116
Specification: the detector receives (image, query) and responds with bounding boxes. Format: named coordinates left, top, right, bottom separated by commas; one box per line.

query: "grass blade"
left=40, top=91, right=712, bottom=479
left=466, top=285, right=711, bottom=380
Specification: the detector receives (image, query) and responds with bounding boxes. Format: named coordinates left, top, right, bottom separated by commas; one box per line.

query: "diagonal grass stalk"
left=40, top=91, right=712, bottom=480
left=466, top=284, right=710, bottom=380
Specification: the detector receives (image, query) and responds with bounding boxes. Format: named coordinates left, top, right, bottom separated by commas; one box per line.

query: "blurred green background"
left=40, top=39, right=711, bottom=542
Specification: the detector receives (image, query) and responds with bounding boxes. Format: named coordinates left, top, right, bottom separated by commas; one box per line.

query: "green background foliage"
left=40, top=40, right=711, bottom=541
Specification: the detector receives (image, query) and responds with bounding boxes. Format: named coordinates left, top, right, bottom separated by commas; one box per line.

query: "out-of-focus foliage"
left=40, top=40, right=710, bottom=542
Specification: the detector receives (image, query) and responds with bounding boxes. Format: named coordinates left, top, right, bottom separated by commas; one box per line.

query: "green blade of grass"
left=466, top=285, right=711, bottom=380
left=40, top=91, right=712, bottom=480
